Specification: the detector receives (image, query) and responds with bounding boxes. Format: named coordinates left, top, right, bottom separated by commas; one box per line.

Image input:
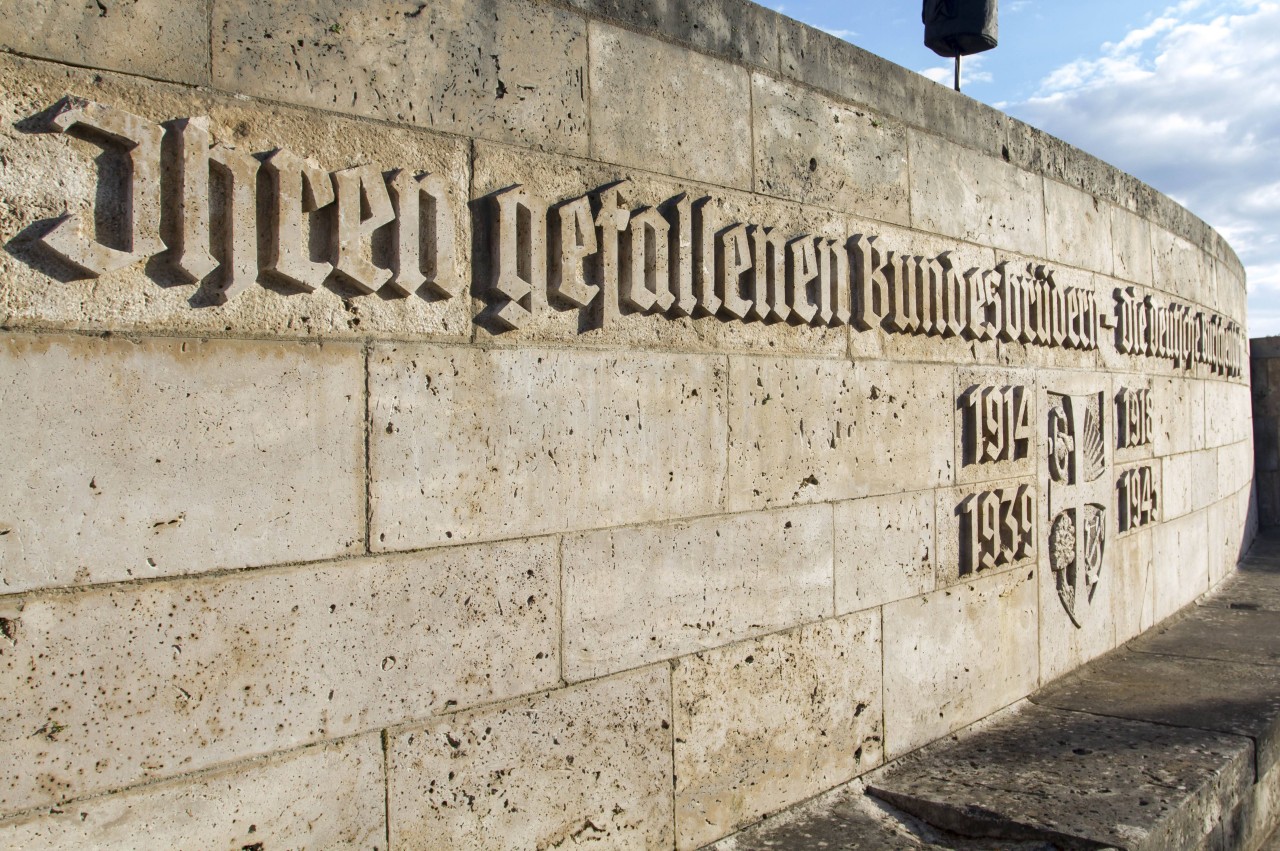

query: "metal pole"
left=955, top=55, right=962, bottom=92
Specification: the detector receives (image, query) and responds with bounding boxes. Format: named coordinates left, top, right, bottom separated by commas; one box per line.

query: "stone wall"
left=0, top=0, right=1255, bottom=847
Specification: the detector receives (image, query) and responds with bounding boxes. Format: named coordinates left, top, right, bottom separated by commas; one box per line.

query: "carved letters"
left=1116, top=388, right=1153, bottom=449
left=962, top=384, right=1031, bottom=465
left=960, top=485, right=1035, bottom=576
left=1116, top=287, right=1245, bottom=377
left=1117, top=465, right=1159, bottom=534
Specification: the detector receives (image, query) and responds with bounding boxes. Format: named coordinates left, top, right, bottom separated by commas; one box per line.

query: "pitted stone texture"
left=1219, top=441, right=1255, bottom=502
left=752, top=73, right=909, bottom=225
left=1034, top=648, right=1280, bottom=779
left=728, top=357, right=953, bottom=512
left=370, top=344, right=727, bottom=551
left=1112, top=525, right=1157, bottom=644
left=882, top=568, right=1038, bottom=758
left=589, top=21, right=751, bottom=190
left=1162, top=450, right=1217, bottom=520
left=1044, top=180, right=1112, bottom=275
left=953, top=367, right=1038, bottom=486
left=908, top=130, right=1046, bottom=258
left=1205, top=381, right=1252, bottom=447
left=0, top=539, right=558, bottom=815
left=563, top=505, right=832, bottom=681
left=1135, top=604, right=1280, bottom=667
left=470, top=139, right=849, bottom=357
left=566, top=0, right=779, bottom=70
left=387, top=667, right=673, bottom=850
left=1154, top=377, right=1207, bottom=456
left=867, top=703, right=1253, bottom=851
left=0, top=56, right=472, bottom=340
left=1038, top=513, right=1116, bottom=684
left=835, top=490, right=936, bottom=615
left=0, top=334, right=362, bottom=593
left=1111, top=205, right=1154, bottom=286
left=1153, top=226, right=1211, bottom=304
left=213, top=0, right=587, bottom=155
left=673, top=612, right=883, bottom=850
left=0, top=736, right=385, bottom=849
left=933, top=478, right=1037, bottom=590
left=1153, top=507, right=1211, bottom=620
left=0, top=0, right=207, bottom=84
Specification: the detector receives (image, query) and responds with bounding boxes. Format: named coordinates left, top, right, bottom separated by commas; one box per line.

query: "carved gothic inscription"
left=1047, top=391, right=1109, bottom=628
left=1116, top=388, right=1153, bottom=449
left=1117, top=465, right=1159, bottom=534
left=962, top=384, right=1031, bottom=466
left=960, top=485, right=1035, bottom=577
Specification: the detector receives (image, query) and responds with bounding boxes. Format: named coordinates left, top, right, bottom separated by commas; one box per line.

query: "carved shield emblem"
left=1047, top=392, right=1109, bottom=628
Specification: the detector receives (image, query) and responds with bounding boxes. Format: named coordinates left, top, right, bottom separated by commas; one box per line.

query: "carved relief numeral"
left=1117, top=388, right=1153, bottom=449
left=1117, top=466, right=1159, bottom=533
left=961, top=485, right=1035, bottom=576
left=963, top=385, right=1031, bottom=465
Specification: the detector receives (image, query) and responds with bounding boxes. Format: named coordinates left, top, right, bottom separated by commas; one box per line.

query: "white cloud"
left=819, top=27, right=858, bottom=40
left=919, top=54, right=993, bottom=87
left=1007, top=1, right=1280, bottom=334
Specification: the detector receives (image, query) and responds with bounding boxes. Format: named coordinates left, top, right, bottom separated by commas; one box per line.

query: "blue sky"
left=773, top=1, right=1280, bottom=335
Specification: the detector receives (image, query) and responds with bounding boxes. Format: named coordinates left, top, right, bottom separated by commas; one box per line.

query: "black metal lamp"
left=923, top=0, right=998, bottom=92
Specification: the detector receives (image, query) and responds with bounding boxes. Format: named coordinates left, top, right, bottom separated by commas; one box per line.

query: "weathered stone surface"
left=1205, top=380, right=1252, bottom=447
left=673, top=612, right=883, bottom=850
left=1162, top=449, right=1218, bottom=520
left=387, top=667, right=674, bottom=850
left=1034, top=648, right=1280, bottom=778
left=728, top=357, right=953, bottom=512
left=567, top=0, right=780, bottom=70
left=0, top=538, right=558, bottom=815
left=563, top=505, right=832, bottom=681
left=0, top=0, right=208, bottom=84
left=1154, top=376, right=1207, bottom=456
left=1111, top=204, right=1154, bottom=286
left=1153, top=507, right=1211, bottom=619
left=1044, top=180, right=1111, bottom=275
left=0, top=736, right=384, bottom=849
left=867, top=703, right=1253, bottom=851
left=953, top=367, right=1037, bottom=486
left=589, top=21, right=751, bottom=190
left=1218, top=441, right=1255, bottom=502
left=1153, top=225, right=1210, bottom=304
left=752, top=73, right=909, bottom=224
left=908, top=130, right=1047, bottom=258
left=0, top=334, right=362, bottom=593
left=0, top=55, right=472, bottom=340
left=1135, top=604, right=1280, bottom=667
left=369, top=344, right=727, bottom=551
left=1202, top=564, right=1280, bottom=614
left=882, top=568, right=1038, bottom=758
left=933, top=478, right=1037, bottom=590
left=213, top=0, right=588, bottom=155
left=1112, top=525, right=1157, bottom=644
left=835, top=490, right=936, bottom=614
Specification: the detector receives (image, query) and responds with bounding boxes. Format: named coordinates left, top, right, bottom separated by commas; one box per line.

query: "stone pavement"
left=712, top=531, right=1280, bottom=851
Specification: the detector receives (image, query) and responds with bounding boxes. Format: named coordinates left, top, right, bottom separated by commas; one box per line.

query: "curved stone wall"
left=0, top=0, right=1255, bottom=847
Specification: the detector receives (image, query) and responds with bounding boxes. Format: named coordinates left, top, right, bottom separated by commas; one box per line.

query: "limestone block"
left=1038, top=512, right=1116, bottom=684
left=1218, top=441, right=1254, bottom=502
left=953, top=367, right=1038, bottom=486
left=1205, top=380, right=1253, bottom=448
left=1111, top=205, right=1154, bottom=286
left=934, top=478, right=1037, bottom=590
left=752, top=73, right=909, bottom=225
left=1112, top=526, right=1156, bottom=644
left=727, top=357, right=953, bottom=512
left=369, top=344, right=727, bottom=551
left=1152, top=226, right=1210, bottom=305
left=563, top=505, right=832, bottom=681
left=213, top=0, right=587, bottom=155
left=1153, top=377, right=1207, bottom=456
left=834, top=490, right=935, bottom=614
left=908, top=130, right=1047, bottom=258
left=588, top=21, right=751, bottom=190
left=1044, top=180, right=1112, bottom=275
left=0, top=56, right=471, bottom=340
left=1114, top=377, right=1156, bottom=467
left=882, top=567, right=1038, bottom=757
left=0, top=539, right=558, bottom=815
left=1207, top=496, right=1239, bottom=587
left=672, top=612, right=883, bottom=850
left=1153, top=508, right=1210, bottom=621
left=0, top=0, right=207, bottom=85
left=470, top=139, right=849, bottom=357
left=387, top=667, right=674, bottom=850
left=565, top=0, right=779, bottom=70
left=1162, top=450, right=1218, bottom=520
left=0, top=334, right=362, bottom=593
left=0, top=736, right=384, bottom=850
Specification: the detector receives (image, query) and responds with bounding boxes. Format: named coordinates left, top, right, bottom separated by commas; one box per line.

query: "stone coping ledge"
left=712, top=530, right=1280, bottom=850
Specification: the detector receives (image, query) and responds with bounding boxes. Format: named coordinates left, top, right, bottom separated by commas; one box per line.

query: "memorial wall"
left=0, top=0, right=1256, bottom=847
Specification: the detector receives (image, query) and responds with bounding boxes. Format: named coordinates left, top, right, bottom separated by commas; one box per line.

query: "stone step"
left=712, top=531, right=1280, bottom=850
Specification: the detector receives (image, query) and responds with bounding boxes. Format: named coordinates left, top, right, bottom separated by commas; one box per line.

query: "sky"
left=771, top=0, right=1280, bottom=335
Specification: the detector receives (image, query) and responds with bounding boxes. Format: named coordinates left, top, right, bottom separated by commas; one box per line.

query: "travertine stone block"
left=728, top=357, right=953, bottom=512
left=563, top=505, right=832, bottom=681
left=908, top=130, right=1047, bottom=257
left=0, top=539, right=558, bottom=814
left=752, top=73, right=909, bottom=224
left=1112, top=526, right=1156, bottom=644
left=589, top=21, right=751, bottom=190
left=882, top=568, right=1038, bottom=757
left=0, top=736, right=384, bottom=850
left=1039, top=518, right=1116, bottom=684
left=566, top=0, right=779, bottom=70
left=1206, top=496, right=1239, bottom=586
left=0, top=56, right=471, bottom=340
left=1218, top=441, right=1254, bottom=502
left=953, top=367, right=1038, bottom=486
left=0, top=0, right=208, bottom=84
left=1152, top=226, right=1209, bottom=304
left=1162, top=450, right=1218, bottom=520
left=369, top=344, right=727, bottom=550
left=0, top=334, right=362, bottom=593
left=672, top=612, right=883, bottom=850
left=1153, top=377, right=1207, bottom=456
left=387, top=667, right=674, bottom=850
left=1114, top=376, right=1156, bottom=466
left=834, top=490, right=935, bottom=614
left=1153, top=508, right=1210, bottom=620
left=213, top=0, right=587, bottom=155
left=1044, top=180, right=1112, bottom=275
left=1111, top=205, right=1154, bottom=286
left=1205, top=380, right=1253, bottom=447
left=934, top=478, right=1037, bottom=589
